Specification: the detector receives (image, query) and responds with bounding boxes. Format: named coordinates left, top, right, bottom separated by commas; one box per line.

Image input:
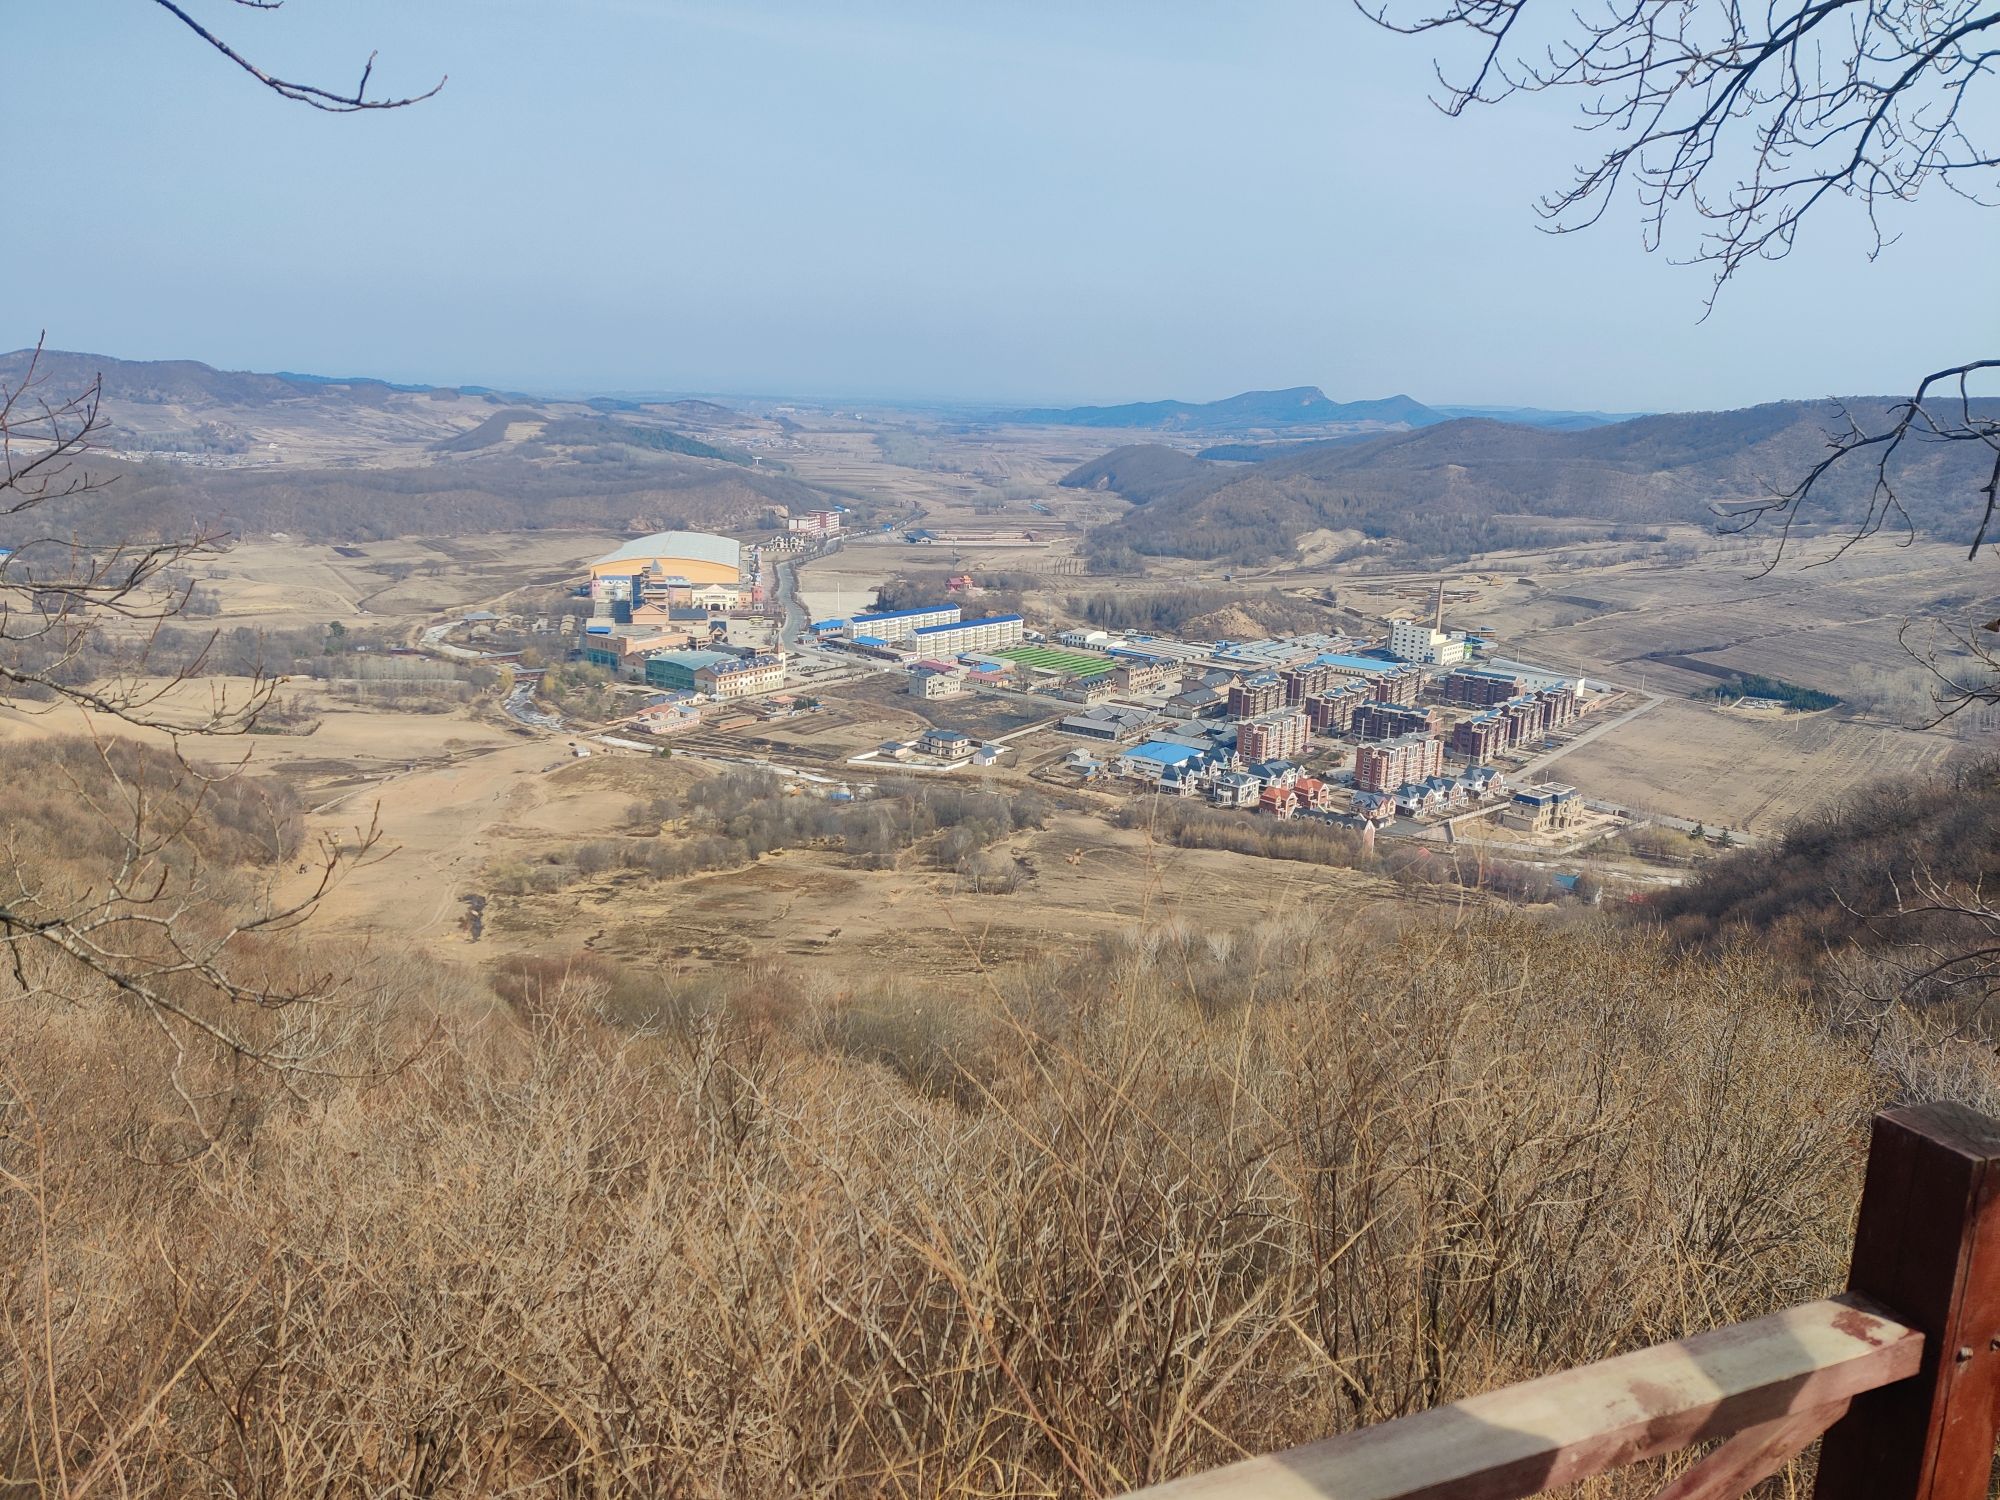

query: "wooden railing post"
left=1813, top=1102, right=2000, bottom=1500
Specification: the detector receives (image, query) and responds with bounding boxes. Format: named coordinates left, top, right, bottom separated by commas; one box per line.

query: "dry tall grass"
left=3, top=900, right=1913, bottom=1499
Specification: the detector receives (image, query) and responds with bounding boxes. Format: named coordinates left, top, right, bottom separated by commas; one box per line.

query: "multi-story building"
left=1237, top=707, right=1311, bottom=763
left=696, top=653, right=786, bottom=699
left=1315, top=654, right=1422, bottom=706
left=1304, top=682, right=1370, bottom=735
left=1441, top=668, right=1525, bottom=707
left=920, top=727, right=976, bottom=761
left=785, top=510, right=843, bottom=537
left=848, top=604, right=961, bottom=642
left=1449, top=712, right=1510, bottom=762
left=645, top=648, right=738, bottom=692
left=1503, top=695, right=1551, bottom=745
left=909, top=614, right=1025, bottom=655
left=1280, top=660, right=1338, bottom=703
left=1354, top=734, right=1445, bottom=793
left=1388, top=618, right=1468, bottom=665
left=1112, top=658, right=1179, bottom=695
left=1227, top=673, right=1286, bottom=720
left=1351, top=701, right=1440, bottom=742
left=910, top=664, right=966, bottom=699
left=1500, top=783, right=1582, bottom=833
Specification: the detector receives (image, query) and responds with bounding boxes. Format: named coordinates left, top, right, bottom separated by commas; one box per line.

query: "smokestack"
left=1434, top=577, right=1446, bottom=633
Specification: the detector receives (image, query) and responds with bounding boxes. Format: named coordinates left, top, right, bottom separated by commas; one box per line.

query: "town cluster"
left=815, top=581, right=1599, bottom=837
left=553, top=530, right=1605, bottom=840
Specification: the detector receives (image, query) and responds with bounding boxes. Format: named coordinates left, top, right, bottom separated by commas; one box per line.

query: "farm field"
left=1544, top=697, right=1957, bottom=832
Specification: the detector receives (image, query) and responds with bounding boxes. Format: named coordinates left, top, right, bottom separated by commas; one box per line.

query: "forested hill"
left=1646, top=758, right=2000, bottom=1016
left=1075, top=399, right=2000, bottom=565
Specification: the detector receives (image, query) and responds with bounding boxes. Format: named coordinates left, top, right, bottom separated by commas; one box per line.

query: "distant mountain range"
left=1005, top=386, right=1639, bottom=434
left=1072, top=400, right=2000, bottom=565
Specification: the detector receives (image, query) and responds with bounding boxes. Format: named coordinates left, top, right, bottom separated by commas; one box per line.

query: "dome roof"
left=592, top=531, right=740, bottom=570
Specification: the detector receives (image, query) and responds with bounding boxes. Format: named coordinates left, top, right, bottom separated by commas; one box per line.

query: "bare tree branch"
left=146, top=0, right=444, bottom=112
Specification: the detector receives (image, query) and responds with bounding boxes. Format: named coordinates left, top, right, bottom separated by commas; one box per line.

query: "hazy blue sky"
left=5, top=1, right=1993, bottom=409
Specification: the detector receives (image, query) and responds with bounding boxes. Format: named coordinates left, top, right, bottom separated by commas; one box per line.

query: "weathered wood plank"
left=1647, top=1399, right=1848, bottom=1500
left=1812, top=1102, right=2000, bottom=1500
left=1121, top=1296, right=1920, bottom=1500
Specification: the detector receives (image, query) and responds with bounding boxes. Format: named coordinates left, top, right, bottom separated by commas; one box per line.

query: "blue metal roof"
left=1315, top=653, right=1408, bottom=672
left=852, top=605, right=956, bottom=625
left=1121, top=741, right=1203, bottom=767
left=913, top=613, right=1023, bottom=634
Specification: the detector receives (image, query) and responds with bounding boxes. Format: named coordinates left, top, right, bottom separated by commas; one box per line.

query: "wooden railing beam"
left=1120, top=1296, right=1919, bottom=1500
left=1648, top=1400, right=1849, bottom=1500
left=1812, top=1101, right=2000, bottom=1500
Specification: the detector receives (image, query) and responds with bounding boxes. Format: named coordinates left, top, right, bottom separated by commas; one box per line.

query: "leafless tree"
left=0, top=340, right=384, bottom=1094
left=1361, top=0, right=2000, bottom=708
left=1, top=5, right=434, bottom=1080
left=1361, top=0, right=2000, bottom=547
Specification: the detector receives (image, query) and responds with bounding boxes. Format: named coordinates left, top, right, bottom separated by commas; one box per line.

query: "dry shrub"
left=2, top=909, right=1890, bottom=1498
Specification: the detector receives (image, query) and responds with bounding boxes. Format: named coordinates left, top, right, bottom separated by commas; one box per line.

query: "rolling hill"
left=1075, top=400, right=2000, bottom=565
left=0, top=349, right=820, bottom=542
left=1006, top=386, right=1637, bottom=434
left=1008, top=386, right=1443, bottom=432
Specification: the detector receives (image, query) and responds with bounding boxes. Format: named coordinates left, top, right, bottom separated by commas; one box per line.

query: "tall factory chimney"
left=1433, top=577, right=1446, bottom=632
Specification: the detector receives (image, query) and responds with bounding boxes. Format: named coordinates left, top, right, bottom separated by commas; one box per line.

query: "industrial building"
left=1388, top=581, right=1468, bottom=665
left=587, top=531, right=742, bottom=586
left=1354, top=734, right=1444, bottom=793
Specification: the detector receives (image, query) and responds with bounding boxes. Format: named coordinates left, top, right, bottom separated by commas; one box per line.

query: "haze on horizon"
left=8, top=0, right=1994, bottom=412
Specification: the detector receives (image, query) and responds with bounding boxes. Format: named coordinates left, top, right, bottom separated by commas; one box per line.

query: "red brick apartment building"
left=1441, top=668, right=1525, bottom=707
left=1280, top=660, right=1339, bottom=703
left=1304, top=682, right=1370, bottom=735
left=1351, top=701, right=1441, bottom=742
left=1227, top=675, right=1286, bottom=720
left=1237, top=707, right=1311, bottom=762
left=1354, top=734, right=1444, bottom=792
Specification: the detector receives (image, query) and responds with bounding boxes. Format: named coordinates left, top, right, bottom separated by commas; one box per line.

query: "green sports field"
left=992, top=645, right=1112, bottom=677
